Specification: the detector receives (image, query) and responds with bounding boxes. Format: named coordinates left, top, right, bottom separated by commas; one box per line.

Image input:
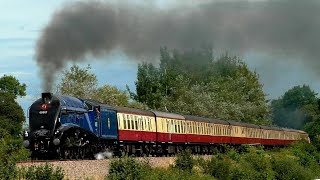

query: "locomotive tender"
left=23, top=92, right=310, bottom=159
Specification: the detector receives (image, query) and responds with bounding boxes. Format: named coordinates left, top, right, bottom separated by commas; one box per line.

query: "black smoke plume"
left=36, top=0, right=320, bottom=91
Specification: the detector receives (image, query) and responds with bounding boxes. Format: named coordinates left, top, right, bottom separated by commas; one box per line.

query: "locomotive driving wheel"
left=79, top=147, right=85, bottom=159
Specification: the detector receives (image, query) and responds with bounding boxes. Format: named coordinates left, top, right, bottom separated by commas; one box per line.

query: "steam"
left=36, top=0, right=320, bottom=91
left=94, top=149, right=113, bottom=160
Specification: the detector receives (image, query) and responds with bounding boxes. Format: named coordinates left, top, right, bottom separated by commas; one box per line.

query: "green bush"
left=271, top=156, right=313, bottom=180
left=148, top=167, right=213, bottom=180
left=204, top=154, right=233, bottom=180
left=0, top=136, right=29, bottom=180
left=174, top=150, right=194, bottom=172
left=0, top=161, right=17, bottom=180
left=19, top=163, right=64, bottom=180
left=107, top=157, right=151, bottom=180
left=233, top=149, right=274, bottom=180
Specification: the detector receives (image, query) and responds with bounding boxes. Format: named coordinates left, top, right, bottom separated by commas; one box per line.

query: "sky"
left=1, top=0, right=320, bottom=122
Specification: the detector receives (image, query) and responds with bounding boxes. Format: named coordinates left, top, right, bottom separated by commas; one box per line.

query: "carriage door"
left=99, top=109, right=118, bottom=140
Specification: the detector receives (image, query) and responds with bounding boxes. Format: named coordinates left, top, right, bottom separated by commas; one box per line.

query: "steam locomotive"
left=23, top=93, right=310, bottom=160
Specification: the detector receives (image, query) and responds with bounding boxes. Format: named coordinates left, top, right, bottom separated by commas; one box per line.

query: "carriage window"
left=161, top=119, right=164, bottom=132
left=146, top=118, right=150, bottom=131
left=172, top=120, right=174, bottom=132
left=134, top=116, right=138, bottom=130
left=181, top=121, right=184, bottom=133
left=122, top=114, right=127, bottom=129
left=186, top=122, right=189, bottom=133
left=183, top=121, right=185, bottom=133
left=140, top=117, right=144, bottom=131
left=149, top=118, right=152, bottom=131
left=192, top=122, right=194, bottom=134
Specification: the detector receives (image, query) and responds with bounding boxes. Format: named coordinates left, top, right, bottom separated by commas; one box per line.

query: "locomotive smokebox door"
left=42, top=92, right=53, bottom=104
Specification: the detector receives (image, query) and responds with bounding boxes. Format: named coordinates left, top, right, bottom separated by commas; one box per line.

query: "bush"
left=19, top=163, right=64, bottom=180
left=204, top=154, right=233, bottom=180
left=108, top=157, right=151, bottom=180
left=271, top=156, right=313, bottom=180
left=233, top=149, right=274, bottom=180
left=174, top=150, right=194, bottom=172
left=0, top=136, right=29, bottom=180
left=0, top=161, right=17, bottom=180
left=148, top=167, right=212, bottom=180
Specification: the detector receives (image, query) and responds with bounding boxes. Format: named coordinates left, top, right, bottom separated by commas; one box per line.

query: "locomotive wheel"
left=64, top=149, right=72, bottom=160
left=73, top=148, right=79, bottom=160
left=79, top=148, right=85, bottom=159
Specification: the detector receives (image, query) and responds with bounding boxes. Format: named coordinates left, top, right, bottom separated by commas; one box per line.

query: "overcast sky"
left=1, top=0, right=320, bottom=122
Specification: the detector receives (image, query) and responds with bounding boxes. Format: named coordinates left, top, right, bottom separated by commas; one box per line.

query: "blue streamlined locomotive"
left=23, top=93, right=118, bottom=159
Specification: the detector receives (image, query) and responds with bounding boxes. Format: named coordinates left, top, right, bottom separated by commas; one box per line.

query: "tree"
left=0, top=92, right=25, bottom=137
left=271, top=85, right=319, bottom=129
left=58, top=64, right=144, bottom=108
left=132, top=62, right=163, bottom=109
left=0, top=75, right=26, bottom=98
left=0, top=75, right=26, bottom=137
left=57, top=64, right=98, bottom=99
left=131, top=47, right=269, bottom=124
left=92, top=84, right=129, bottom=106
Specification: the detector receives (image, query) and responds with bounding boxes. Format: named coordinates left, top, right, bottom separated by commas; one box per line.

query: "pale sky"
left=1, top=0, right=320, bottom=123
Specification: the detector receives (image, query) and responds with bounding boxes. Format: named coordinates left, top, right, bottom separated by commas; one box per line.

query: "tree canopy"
left=0, top=75, right=26, bottom=137
left=0, top=75, right=26, bottom=98
left=130, top=47, right=269, bottom=124
left=57, top=64, right=98, bottom=99
left=57, top=64, right=144, bottom=108
left=271, top=85, right=319, bottom=129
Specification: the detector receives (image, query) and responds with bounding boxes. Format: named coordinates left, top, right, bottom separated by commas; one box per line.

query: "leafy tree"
left=57, top=64, right=98, bottom=99
left=132, top=62, right=163, bottom=109
left=0, top=75, right=26, bottom=98
left=271, top=85, right=319, bottom=129
left=131, top=47, right=269, bottom=124
left=58, top=64, right=145, bottom=108
left=0, top=75, right=26, bottom=137
left=92, top=84, right=129, bottom=106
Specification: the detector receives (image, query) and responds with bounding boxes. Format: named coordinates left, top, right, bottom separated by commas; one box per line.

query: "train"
left=23, top=92, right=310, bottom=159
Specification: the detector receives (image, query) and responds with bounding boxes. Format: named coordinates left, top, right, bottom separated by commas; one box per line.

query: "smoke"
left=94, top=149, right=113, bottom=160
left=36, top=0, right=320, bottom=91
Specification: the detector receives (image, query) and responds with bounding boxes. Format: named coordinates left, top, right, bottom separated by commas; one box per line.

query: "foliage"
left=104, top=143, right=320, bottom=180
left=147, top=167, right=213, bottom=180
left=271, top=156, right=313, bottom=180
left=131, top=47, right=269, bottom=124
left=0, top=75, right=26, bottom=137
left=0, top=75, right=29, bottom=179
left=0, top=161, right=17, bottom=180
left=108, top=157, right=151, bottom=180
left=271, top=85, right=319, bottom=129
left=92, top=84, right=129, bottom=106
left=174, top=150, right=194, bottom=172
left=0, top=75, right=26, bottom=98
left=57, top=64, right=98, bottom=99
left=304, top=116, right=320, bottom=144
left=18, top=163, right=64, bottom=180
left=57, top=64, right=146, bottom=108
left=107, top=156, right=211, bottom=180
left=0, top=92, right=25, bottom=137
left=203, top=154, right=233, bottom=179
left=0, top=137, right=30, bottom=179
